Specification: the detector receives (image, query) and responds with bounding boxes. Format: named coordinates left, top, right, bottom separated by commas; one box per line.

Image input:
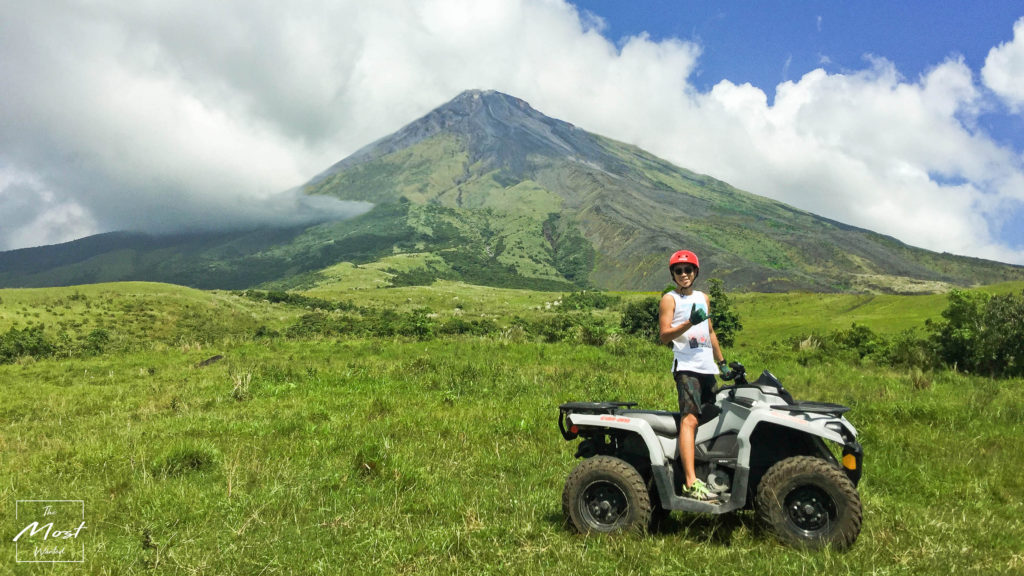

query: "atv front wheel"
left=562, top=456, right=653, bottom=533
left=755, top=456, right=862, bottom=550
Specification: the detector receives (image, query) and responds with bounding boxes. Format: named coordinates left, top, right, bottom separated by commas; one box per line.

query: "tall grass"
left=1, top=330, right=1021, bottom=574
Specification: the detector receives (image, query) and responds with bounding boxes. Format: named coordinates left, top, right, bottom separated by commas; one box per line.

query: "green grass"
left=1, top=282, right=1022, bottom=574
left=730, top=292, right=948, bottom=347
left=729, top=281, right=1024, bottom=351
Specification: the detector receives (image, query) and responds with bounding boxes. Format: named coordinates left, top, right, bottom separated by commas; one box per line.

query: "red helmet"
left=669, top=250, right=700, bottom=270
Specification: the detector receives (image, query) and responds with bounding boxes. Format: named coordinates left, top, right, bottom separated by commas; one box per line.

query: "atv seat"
left=620, top=410, right=679, bottom=436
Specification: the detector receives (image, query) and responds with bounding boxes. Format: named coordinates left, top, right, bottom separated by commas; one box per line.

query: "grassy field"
left=1, top=281, right=1022, bottom=574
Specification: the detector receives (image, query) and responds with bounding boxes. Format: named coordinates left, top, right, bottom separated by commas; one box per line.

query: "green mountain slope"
left=302, top=90, right=1024, bottom=292
left=1, top=89, right=1022, bottom=292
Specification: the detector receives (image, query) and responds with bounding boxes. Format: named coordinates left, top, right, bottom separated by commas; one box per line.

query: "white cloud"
left=0, top=168, right=97, bottom=249
left=0, top=0, right=1022, bottom=265
left=983, top=17, right=1024, bottom=112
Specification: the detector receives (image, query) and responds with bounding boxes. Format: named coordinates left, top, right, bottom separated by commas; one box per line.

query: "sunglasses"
left=672, top=265, right=696, bottom=276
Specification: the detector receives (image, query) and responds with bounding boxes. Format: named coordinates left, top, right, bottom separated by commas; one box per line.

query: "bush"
left=560, top=290, right=620, bottom=311
left=707, top=278, right=742, bottom=348
left=790, top=324, right=894, bottom=367
left=781, top=288, right=1024, bottom=378
left=929, top=289, right=1024, bottom=377
left=830, top=323, right=883, bottom=359
left=578, top=315, right=614, bottom=346
left=882, top=328, right=936, bottom=370
left=0, top=325, right=55, bottom=363
left=929, top=289, right=989, bottom=372
left=79, top=328, right=110, bottom=356
left=929, top=286, right=1024, bottom=377
left=620, top=297, right=660, bottom=342
left=438, top=317, right=498, bottom=336
left=402, top=308, right=437, bottom=340
left=243, top=290, right=356, bottom=312
left=974, top=292, right=1024, bottom=377
left=533, top=312, right=581, bottom=343
left=285, top=312, right=337, bottom=338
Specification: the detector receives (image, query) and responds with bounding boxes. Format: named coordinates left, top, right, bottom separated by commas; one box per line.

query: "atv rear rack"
left=558, top=401, right=637, bottom=440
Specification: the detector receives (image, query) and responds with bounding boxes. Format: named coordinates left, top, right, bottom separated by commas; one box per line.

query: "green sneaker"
left=683, top=479, right=718, bottom=502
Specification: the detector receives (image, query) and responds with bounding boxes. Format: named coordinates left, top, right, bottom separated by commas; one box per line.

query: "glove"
left=718, top=360, right=733, bottom=379
left=689, top=303, right=708, bottom=325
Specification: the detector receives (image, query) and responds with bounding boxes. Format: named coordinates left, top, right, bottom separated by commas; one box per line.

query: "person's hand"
left=718, top=360, right=733, bottom=379
left=689, top=303, right=708, bottom=325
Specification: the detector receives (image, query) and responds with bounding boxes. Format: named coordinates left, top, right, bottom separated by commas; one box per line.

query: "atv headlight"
left=841, top=442, right=864, bottom=486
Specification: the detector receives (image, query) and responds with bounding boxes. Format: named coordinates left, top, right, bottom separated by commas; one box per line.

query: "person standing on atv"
left=658, top=250, right=728, bottom=501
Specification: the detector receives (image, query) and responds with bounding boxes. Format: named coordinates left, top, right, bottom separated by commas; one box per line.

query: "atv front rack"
left=769, top=401, right=851, bottom=415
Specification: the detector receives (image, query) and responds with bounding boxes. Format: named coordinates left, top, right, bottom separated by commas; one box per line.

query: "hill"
left=2, top=89, right=1023, bottom=292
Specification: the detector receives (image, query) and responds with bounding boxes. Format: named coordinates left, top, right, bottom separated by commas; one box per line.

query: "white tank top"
left=669, top=290, right=718, bottom=374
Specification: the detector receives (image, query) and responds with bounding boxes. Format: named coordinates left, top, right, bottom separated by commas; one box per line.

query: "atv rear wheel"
left=756, top=456, right=862, bottom=550
left=562, top=456, right=653, bottom=533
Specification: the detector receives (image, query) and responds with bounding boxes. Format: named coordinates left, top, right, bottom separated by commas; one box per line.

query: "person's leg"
left=674, top=372, right=702, bottom=488
left=679, top=413, right=698, bottom=487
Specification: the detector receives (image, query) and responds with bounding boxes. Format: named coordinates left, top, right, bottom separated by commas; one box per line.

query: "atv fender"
left=741, top=405, right=843, bottom=446
left=736, top=408, right=848, bottom=464
left=565, top=413, right=671, bottom=465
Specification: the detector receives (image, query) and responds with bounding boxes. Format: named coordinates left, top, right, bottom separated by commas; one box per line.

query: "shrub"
left=438, top=317, right=498, bottom=336
left=790, top=324, right=890, bottom=366
left=619, top=297, right=660, bottom=342
left=254, top=325, right=281, bottom=339
left=0, top=325, right=55, bottom=363
left=830, top=323, right=882, bottom=359
left=79, top=328, right=110, bottom=356
left=707, top=278, right=743, bottom=348
left=929, top=289, right=1024, bottom=377
left=974, top=292, right=1024, bottom=377
left=560, top=290, right=620, bottom=311
left=533, top=312, right=580, bottom=343
left=243, top=290, right=356, bottom=312
left=883, top=328, right=936, bottom=370
left=578, top=315, right=614, bottom=346
left=402, top=308, right=437, bottom=340
left=929, top=289, right=989, bottom=372
left=285, top=312, right=336, bottom=338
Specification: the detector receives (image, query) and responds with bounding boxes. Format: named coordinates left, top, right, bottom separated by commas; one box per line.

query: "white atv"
left=558, top=363, right=863, bottom=550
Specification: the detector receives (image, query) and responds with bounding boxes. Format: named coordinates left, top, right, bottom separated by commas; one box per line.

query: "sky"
left=2, top=1, right=1024, bottom=265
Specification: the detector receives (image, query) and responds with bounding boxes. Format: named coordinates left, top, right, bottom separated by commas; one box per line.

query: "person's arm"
left=706, top=293, right=726, bottom=365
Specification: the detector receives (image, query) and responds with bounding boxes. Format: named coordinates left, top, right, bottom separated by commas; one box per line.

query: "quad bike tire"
left=562, top=455, right=653, bottom=534
left=755, top=455, right=862, bottom=550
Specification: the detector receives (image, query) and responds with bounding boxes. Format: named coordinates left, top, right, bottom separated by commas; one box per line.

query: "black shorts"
left=674, top=371, right=717, bottom=416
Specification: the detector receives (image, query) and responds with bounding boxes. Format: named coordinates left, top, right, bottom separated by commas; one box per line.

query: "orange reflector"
left=570, top=425, right=579, bottom=435
left=842, top=454, right=857, bottom=470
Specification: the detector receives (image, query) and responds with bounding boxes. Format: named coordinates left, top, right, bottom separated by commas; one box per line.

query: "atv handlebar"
left=713, top=362, right=797, bottom=405
left=718, top=361, right=746, bottom=383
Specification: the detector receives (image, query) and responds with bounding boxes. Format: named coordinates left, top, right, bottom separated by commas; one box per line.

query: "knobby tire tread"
left=755, top=455, right=862, bottom=550
left=562, top=455, right=653, bottom=534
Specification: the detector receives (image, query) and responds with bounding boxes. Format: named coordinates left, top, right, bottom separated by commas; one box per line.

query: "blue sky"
left=581, top=2, right=1019, bottom=87
left=2, top=1, right=1023, bottom=263
left=572, top=1, right=1024, bottom=251
left=580, top=1, right=1024, bottom=146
